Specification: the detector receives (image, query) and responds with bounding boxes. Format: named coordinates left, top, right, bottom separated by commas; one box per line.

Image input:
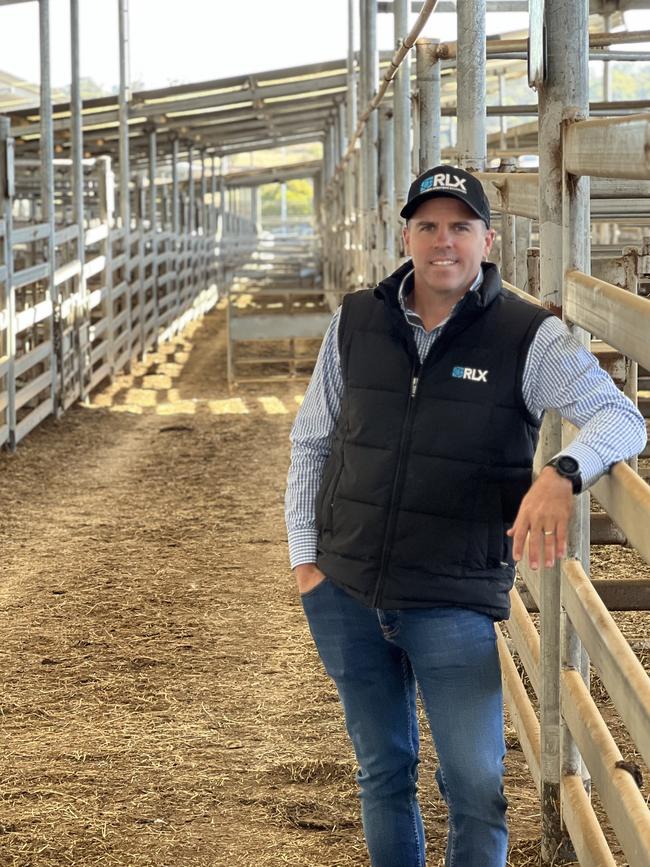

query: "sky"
left=0, top=2, right=646, bottom=95
left=0, top=0, right=533, bottom=92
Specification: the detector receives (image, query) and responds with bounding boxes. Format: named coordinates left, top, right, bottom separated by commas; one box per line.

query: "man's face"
left=402, top=196, right=495, bottom=298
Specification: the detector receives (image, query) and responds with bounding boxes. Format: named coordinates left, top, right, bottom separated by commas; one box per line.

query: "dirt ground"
left=0, top=304, right=647, bottom=866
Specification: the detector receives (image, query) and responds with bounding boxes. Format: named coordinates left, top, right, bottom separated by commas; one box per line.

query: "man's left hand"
left=507, top=466, right=574, bottom=570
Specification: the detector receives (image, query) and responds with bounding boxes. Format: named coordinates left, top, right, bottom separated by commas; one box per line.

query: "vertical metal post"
left=363, top=0, right=379, bottom=283
left=0, top=118, right=16, bottom=449
left=394, top=0, right=411, bottom=255
left=148, top=128, right=158, bottom=346
left=379, top=106, right=395, bottom=272
left=70, top=0, right=87, bottom=401
left=602, top=13, right=610, bottom=102
left=118, top=0, right=132, bottom=366
left=171, top=138, right=180, bottom=314
left=218, top=166, right=226, bottom=292
left=499, top=159, right=517, bottom=285
left=278, top=181, right=286, bottom=233
left=456, top=0, right=486, bottom=170
left=498, top=73, right=508, bottom=151
left=416, top=38, right=441, bottom=173
left=188, top=145, right=195, bottom=233
left=527, top=247, right=540, bottom=299
left=97, top=155, right=115, bottom=375
left=39, top=0, right=61, bottom=412
left=538, top=1, right=589, bottom=861
left=515, top=217, right=531, bottom=290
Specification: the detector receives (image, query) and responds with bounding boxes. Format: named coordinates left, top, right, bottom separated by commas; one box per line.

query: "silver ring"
left=543, top=530, right=554, bottom=536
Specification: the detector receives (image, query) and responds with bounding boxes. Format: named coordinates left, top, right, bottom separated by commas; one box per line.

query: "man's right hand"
left=294, top=563, right=327, bottom=595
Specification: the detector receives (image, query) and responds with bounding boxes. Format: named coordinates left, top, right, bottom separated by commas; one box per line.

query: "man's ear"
left=402, top=224, right=410, bottom=256
left=483, top=227, right=497, bottom=260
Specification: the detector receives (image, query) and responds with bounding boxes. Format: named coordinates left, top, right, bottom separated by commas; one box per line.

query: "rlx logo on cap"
left=452, top=366, right=488, bottom=383
left=420, top=173, right=468, bottom=194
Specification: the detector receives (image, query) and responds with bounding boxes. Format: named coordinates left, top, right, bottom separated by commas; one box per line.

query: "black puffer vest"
left=315, top=261, right=552, bottom=620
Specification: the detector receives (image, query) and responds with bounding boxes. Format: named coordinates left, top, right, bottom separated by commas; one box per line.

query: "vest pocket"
left=321, top=461, right=345, bottom=534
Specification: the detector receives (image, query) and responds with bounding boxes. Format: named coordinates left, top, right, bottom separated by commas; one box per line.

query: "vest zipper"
left=372, top=363, right=421, bottom=608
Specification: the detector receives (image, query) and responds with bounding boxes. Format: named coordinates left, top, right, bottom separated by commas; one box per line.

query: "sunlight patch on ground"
left=258, top=396, right=288, bottom=415
left=294, top=395, right=304, bottom=407
left=207, top=398, right=249, bottom=415
left=156, top=401, right=197, bottom=415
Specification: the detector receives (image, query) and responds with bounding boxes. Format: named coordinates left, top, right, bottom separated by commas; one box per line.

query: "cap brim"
left=400, top=189, right=488, bottom=225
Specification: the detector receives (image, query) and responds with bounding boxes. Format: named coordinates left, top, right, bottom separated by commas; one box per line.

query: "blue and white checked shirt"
left=285, top=269, right=647, bottom=569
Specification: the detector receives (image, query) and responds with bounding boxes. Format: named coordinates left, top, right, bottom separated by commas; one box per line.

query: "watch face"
left=558, top=456, right=579, bottom=474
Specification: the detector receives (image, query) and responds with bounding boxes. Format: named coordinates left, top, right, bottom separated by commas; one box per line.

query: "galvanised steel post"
left=363, top=0, right=379, bottom=283
left=498, top=73, right=508, bottom=150
left=200, top=150, right=207, bottom=235
left=148, top=128, right=158, bottom=344
left=188, top=145, right=195, bottom=233
left=499, top=158, right=517, bottom=284
left=118, top=0, right=133, bottom=367
left=394, top=0, right=411, bottom=255
left=347, top=0, right=357, bottom=144
left=171, top=138, right=181, bottom=311
left=39, top=0, right=61, bottom=411
left=515, top=216, right=530, bottom=290
left=379, top=106, right=396, bottom=270
left=0, top=118, right=17, bottom=449
left=456, top=0, right=487, bottom=170
left=70, top=0, right=88, bottom=401
left=416, top=38, right=441, bottom=172
left=538, top=1, right=589, bottom=861
left=210, top=154, right=217, bottom=237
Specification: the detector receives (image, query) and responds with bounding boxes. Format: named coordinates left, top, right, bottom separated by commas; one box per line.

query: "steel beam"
left=394, top=0, right=411, bottom=212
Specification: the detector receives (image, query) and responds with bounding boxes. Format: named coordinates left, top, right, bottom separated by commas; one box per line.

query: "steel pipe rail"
left=561, top=670, right=650, bottom=866
left=564, top=270, right=650, bottom=372
left=590, top=460, right=650, bottom=568
left=564, top=114, right=650, bottom=180
left=562, top=559, right=650, bottom=770
left=496, top=625, right=541, bottom=792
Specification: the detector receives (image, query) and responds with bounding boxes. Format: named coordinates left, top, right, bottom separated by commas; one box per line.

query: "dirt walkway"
left=0, top=306, right=643, bottom=866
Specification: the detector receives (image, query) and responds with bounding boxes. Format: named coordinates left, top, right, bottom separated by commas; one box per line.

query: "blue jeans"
left=301, top=577, right=507, bottom=867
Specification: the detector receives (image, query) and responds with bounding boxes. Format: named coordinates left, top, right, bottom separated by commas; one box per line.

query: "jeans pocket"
left=299, top=575, right=329, bottom=599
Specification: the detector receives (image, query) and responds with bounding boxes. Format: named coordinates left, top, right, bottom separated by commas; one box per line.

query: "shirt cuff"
left=552, top=441, right=608, bottom=491
left=288, top=528, right=319, bottom=569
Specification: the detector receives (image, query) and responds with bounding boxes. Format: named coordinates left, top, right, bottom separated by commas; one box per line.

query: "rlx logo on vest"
left=452, top=366, right=489, bottom=383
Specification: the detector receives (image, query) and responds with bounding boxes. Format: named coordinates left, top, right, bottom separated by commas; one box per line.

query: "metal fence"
left=0, top=117, right=257, bottom=450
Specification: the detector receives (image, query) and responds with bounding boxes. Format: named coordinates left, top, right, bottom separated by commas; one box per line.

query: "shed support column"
left=416, top=38, right=441, bottom=172
left=515, top=217, right=530, bottom=291
left=394, top=0, right=411, bottom=255
left=188, top=146, right=195, bottom=234
left=70, top=0, right=88, bottom=401
left=362, top=0, right=379, bottom=284
left=538, top=1, right=590, bottom=862
left=0, top=118, right=16, bottom=449
left=148, top=129, right=158, bottom=346
left=379, top=106, right=395, bottom=273
left=118, top=0, right=132, bottom=368
left=40, top=0, right=61, bottom=412
left=171, top=138, right=180, bottom=313
left=499, top=159, right=517, bottom=285
left=456, top=0, right=486, bottom=171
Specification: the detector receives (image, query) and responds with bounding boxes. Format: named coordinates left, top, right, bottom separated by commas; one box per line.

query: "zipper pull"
left=410, top=375, right=419, bottom=398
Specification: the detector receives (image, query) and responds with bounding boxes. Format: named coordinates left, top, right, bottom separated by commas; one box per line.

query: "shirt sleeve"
left=285, top=308, right=344, bottom=568
left=522, top=315, right=648, bottom=489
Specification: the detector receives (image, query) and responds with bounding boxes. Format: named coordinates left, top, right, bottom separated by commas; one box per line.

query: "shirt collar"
left=397, top=267, right=484, bottom=332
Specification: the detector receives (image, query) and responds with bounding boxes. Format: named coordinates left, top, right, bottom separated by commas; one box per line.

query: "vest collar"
left=374, top=260, right=503, bottom=311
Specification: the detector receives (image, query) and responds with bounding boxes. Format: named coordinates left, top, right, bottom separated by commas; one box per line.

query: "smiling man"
left=285, top=164, right=646, bottom=866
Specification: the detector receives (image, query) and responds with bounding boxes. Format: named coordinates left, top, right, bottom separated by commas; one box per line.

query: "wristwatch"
left=546, top=455, right=582, bottom=494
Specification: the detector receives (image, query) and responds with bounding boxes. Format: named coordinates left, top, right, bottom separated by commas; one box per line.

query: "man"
left=285, top=164, right=646, bottom=866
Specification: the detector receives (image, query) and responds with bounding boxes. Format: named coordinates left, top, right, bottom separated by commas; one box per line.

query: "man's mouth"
left=429, top=259, right=458, bottom=266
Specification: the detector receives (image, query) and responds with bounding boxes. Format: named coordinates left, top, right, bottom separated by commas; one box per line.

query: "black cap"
left=400, top=165, right=491, bottom=227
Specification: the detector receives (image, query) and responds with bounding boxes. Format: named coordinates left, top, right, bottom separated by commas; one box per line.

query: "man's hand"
left=294, top=563, right=327, bottom=595
left=506, top=466, right=574, bottom=570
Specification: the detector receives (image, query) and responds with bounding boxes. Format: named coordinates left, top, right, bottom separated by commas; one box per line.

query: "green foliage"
left=261, top=178, right=314, bottom=218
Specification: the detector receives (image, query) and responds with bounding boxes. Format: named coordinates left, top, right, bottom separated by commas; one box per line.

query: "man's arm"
left=509, top=315, right=647, bottom=569
left=285, top=308, right=344, bottom=589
